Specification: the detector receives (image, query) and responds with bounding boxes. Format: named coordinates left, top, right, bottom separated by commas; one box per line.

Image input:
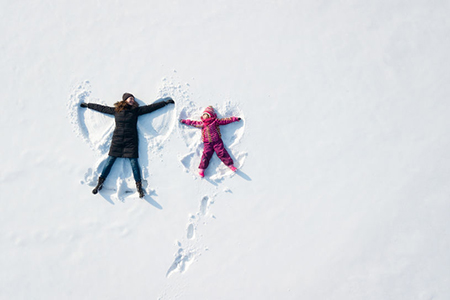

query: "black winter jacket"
left=87, top=101, right=168, bottom=158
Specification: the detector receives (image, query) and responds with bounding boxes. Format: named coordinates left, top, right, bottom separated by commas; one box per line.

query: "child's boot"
left=199, top=169, right=205, bottom=178
left=229, top=165, right=237, bottom=172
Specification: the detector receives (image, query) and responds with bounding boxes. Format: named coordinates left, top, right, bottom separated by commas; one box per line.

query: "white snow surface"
left=2, top=1, right=450, bottom=299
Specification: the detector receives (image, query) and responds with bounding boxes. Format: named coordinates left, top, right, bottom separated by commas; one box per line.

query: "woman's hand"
left=165, top=98, right=175, bottom=104
left=80, top=103, right=88, bottom=108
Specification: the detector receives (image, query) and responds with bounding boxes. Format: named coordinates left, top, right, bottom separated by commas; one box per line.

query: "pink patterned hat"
left=203, top=106, right=217, bottom=119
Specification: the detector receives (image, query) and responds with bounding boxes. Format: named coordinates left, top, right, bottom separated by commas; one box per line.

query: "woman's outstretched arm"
left=137, top=98, right=175, bottom=116
left=80, top=103, right=115, bottom=115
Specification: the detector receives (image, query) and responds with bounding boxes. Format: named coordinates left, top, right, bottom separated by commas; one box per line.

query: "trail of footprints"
left=166, top=195, right=214, bottom=277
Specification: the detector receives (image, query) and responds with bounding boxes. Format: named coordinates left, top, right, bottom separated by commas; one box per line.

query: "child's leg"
left=213, top=141, right=234, bottom=166
left=128, top=158, right=142, bottom=182
left=100, top=156, right=117, bottom=179
left=199, top=142, right=215, bottom=169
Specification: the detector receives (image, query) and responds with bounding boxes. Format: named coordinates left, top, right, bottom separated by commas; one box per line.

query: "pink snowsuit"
left=180, top=106, right=240, bottom=170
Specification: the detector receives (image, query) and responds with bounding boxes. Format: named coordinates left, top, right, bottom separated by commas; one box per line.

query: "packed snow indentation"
left=67, top=80, right=176, bottom=202
left=166, top=194, right=216, bottom=278
left=176, top=94, right=247, bottom=181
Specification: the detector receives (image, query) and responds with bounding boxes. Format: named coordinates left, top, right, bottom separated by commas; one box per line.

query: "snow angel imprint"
left=180, top=106, right=241, bottom=177
left=80, top=93, right=175, bottom=197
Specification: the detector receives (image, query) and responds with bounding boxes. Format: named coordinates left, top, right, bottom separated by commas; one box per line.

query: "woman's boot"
left=136, top=181, right=145, bottom=198
left=92, top=177, right=105, bottom=194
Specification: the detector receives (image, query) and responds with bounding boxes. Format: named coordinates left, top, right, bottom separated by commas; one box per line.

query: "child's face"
left=201, top=113, right=210, bottom=120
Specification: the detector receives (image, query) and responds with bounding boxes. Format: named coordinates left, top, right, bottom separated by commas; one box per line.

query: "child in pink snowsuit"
left=180, top=106, right=241, bottom=177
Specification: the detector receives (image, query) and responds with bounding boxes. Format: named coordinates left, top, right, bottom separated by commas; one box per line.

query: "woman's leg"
left=93, top=156, right=116, bottom=194
left=100, top=156, right=117, bottom=179
left=129, top=158, right=142, bottom=182
left=129, top=158, right=144, bottom=198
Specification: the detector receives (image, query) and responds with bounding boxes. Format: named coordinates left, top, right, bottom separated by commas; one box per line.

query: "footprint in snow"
left=187, top=223, right=195, bottom=240
left=166, top=194, right=216, bottom=277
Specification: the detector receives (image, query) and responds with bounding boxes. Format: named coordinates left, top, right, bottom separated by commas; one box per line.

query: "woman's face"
left=125, top=96, right=136, bottom=106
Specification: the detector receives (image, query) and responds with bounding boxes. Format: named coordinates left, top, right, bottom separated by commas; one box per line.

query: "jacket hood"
left=203, top=106, right=217, bottom=119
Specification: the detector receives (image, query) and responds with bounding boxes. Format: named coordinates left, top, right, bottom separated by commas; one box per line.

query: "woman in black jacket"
left=80, top=93, right=174, bottom=198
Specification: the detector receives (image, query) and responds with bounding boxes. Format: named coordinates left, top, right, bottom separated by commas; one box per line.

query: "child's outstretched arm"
left=180, top=119, right=204, bottom=128
left=216, top=116, right=241, bottom=125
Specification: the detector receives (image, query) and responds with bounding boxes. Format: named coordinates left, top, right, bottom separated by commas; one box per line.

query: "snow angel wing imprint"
left=79, top=93, right=175, bottom=198
left=180, top=106, right=242, bottom=178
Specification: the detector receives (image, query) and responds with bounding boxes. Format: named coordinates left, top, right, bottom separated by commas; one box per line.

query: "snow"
left=2, top=0, right=450, bottom=299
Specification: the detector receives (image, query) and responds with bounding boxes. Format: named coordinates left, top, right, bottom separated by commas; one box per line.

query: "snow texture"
left=2, top=0, right=450, bottom=299
left=67, top=80, right=177, bottom=201
left=67, top=78, right=246, bottom=201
